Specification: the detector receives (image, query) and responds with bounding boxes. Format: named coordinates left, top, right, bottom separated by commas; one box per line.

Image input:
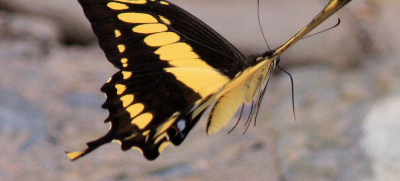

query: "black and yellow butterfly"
left=67, top=0, right=352, bottom=160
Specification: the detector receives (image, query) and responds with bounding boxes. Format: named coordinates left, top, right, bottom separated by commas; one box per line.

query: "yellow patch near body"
left=165, top=67, right=230, bottom=98
left=107, top=2, right=129, bottom=10
left=120, top=94, right=134, bottom=107
left=133, top=23, right=168, bottom=34
left=115, top=29, right=121, bottom=37
left=207, top=88, right=244, bottom=135
left=144, top=32, right=180, bottom=47
left=169, top=59, right=212, bottom=69
left=159, top=16, right=171, bottom=25
left=115, top=0, right=146, bottom=5
left=115, top=84, right=127, bottom=95
left=126, top=103, right=144, bottom=117
left=131, top=112, right=153, bottom=129
left=158, top=141, right=170, bottom=153
left=118, top=44, right=126, bottom=53
left=122, top=71, right=132, bottom=79
left=190, top=60, right=273, bottom=122
left=118, top=13, right=158, bottom=24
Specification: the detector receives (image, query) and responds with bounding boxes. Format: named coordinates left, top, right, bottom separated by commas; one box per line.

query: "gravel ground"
left=0, top=0, right=399, bottom=181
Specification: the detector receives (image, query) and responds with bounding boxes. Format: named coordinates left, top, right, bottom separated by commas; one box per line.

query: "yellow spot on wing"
left=124, top=133, right=138, bottom=140
left=159, top=16, right=171, bottom=25
left=155, top=42, right=192, bottom=54
left=158, top=50, right=199, bottom=61
left=66, top=151, right=85, bottom=160
left=118, top=13, right=158, bottom=24
left=115, top=84, right=127, bottom=95
left=164, top=67, right=230, bottom=98
left=158, top=141, right=170, bottom=153
left=160, top=1, right=169, bottom=5
left=107, top=77, right=112, bottom=83
left=121, top=58, right=129, bottom=68
left=169, top=59, right=212, bottom=69
left=155, top=115, right=179, bottom=137
left=115, top=0, right=146, bottom=4
left=126, top=103, right=144, bottom=118
left=120, top=94, right=134, bottom=107
left=107, top=2, right=129, bottom=10
left=154, top=132, right=168, bottom=144
left=132, top=146, right=144, bottom=155
left=133, top=23, right=168, bottom=34
left=122, top=71, right=132, bottom=79
left=144, top=32, right=180, bottom=47
left=112, top=139, right=122, bottom=145
left=115, top=29, right=121, bottom=37
left=118, top=44, right=126, bottom=53
left=155, top=42, right=203, bottom=61
left=143, top=130, right=150, bottom=136
left=131, top=112, right=153, bottom=129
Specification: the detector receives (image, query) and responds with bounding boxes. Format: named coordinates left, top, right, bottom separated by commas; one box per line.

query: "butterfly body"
left=67, top=0, right=352, bottom=161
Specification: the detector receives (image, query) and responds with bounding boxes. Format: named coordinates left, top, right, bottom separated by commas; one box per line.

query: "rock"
left=150, top=163, right=196, bottom=180
left=0, top=12, right=62, bottom=60
left=361, top=95, right=400, bottom=181
left=0, top=0, right=94, bottom=43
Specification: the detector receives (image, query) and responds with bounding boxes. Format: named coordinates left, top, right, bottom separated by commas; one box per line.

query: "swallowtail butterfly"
left=67, top=0, right=352, bottom=160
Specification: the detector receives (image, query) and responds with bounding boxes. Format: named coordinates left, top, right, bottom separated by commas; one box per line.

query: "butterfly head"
left=255, top=50, right=280, bottom=67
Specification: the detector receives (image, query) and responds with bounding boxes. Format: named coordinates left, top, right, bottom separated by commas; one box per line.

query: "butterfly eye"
left=276, top=56, right=281, bottom=65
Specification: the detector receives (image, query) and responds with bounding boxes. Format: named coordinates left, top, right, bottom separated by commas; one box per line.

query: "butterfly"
left=66, top=0, right=352, bottom=161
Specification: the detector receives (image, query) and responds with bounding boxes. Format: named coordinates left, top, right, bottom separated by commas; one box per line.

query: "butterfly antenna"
left=277, top=65, right=297, bottom=121
left=302, top=18, right=341, bottom=39
left=257, top=0, right=271, bottom=51
left=228, top=104, right=245, bottom=134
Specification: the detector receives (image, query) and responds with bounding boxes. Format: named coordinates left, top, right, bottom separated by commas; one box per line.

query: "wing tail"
left=66, top=133, right=113, bottom=161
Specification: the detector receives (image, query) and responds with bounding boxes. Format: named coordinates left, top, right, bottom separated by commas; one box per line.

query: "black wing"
left=67, top=0, right=248, bottom=160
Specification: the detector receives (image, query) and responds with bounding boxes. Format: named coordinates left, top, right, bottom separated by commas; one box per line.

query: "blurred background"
left=0, top=0, right=399, bottom=180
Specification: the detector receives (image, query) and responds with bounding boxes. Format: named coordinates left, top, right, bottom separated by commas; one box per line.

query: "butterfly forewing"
left=68, top=0, right=250, bottom=160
